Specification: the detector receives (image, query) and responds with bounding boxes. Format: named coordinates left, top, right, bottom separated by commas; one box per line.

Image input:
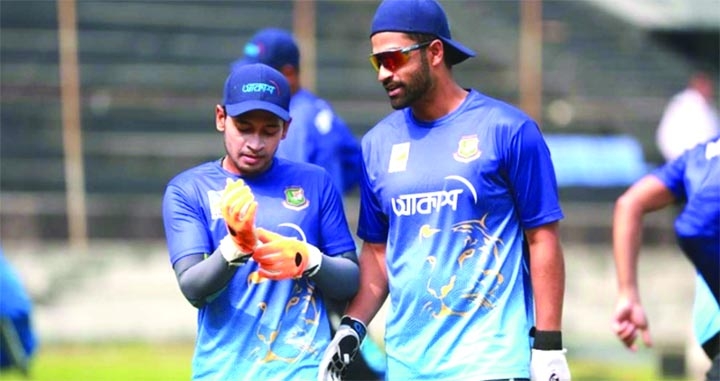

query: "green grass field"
left=0, top=341, right=693, bottom=381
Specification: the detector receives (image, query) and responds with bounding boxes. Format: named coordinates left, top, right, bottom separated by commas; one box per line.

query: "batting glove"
left=220, top=178, right=258, bottom=257
left=530, top=329, right=571, bottom=381
left=318, top=316, right=367, bottom=381
left=252, top=228, right=322, bottom=280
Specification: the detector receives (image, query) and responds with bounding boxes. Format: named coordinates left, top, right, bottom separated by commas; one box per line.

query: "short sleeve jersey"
left=162, top=157, right=355, bottom=381
left=653, top=136, right=720, bottom=241
left=357, top=90, right=563, bottom=380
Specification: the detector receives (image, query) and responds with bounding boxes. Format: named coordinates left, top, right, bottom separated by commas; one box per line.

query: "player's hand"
left=612, top=297, right=652, bottom=351
left=530, top=349, right=571, bottom=381
left=252, top=228, right=322, bottom=280
left=318, top=316, right=367, bottom=381
left=220, top=178, right=258, bottom=255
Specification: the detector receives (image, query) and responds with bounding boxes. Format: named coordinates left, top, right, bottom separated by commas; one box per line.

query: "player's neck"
left=412, top=81, right=468, bottom=122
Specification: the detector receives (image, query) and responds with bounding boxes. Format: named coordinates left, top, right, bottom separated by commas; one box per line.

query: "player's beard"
left=388, top=53, right=432, bottom=110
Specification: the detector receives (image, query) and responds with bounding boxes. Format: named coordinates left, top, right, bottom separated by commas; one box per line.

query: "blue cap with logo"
left=231, top=28, right=300, bottom=71
left=223, top=63, right=291, bottom=121
left=370, top=0, right=475, bottom=65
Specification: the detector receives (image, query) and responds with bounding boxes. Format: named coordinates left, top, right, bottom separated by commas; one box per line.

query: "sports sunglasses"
left=369, top=41, right=433, bottom=72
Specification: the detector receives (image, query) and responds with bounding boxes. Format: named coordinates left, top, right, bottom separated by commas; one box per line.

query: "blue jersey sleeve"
left=318, top=169, right=357, bottom=256
left=162, top=182, right=213, bottom=266
left=652, top=151, right=689, bottom=202
left=357, top=146, right=389, bottom=243
left=505, top=121, right=564, bottom=229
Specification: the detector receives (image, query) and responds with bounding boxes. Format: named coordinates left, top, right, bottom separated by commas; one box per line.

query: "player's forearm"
left=612, top=194, right=643, bottom=299
left=528, top=223, right=565, bottom=331
left=312, top=250, right=360, bottom=301
left=346, top=242, right=389, bottom=324
left=174, top=248, right=238, bottom=308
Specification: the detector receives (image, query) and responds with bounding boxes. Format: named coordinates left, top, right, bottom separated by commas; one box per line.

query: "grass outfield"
left=0, top=341, right=692, bottom=381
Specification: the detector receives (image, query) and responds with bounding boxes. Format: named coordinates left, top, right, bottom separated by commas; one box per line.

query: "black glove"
left=317, top=316, right=367, bottom=381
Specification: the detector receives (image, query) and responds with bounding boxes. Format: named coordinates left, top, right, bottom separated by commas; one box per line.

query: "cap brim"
left=439, top=37, right=475, bottom=65
left=226, top=100, right=290, bottom=122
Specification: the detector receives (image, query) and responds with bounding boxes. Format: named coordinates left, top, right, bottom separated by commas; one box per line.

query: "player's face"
left=370, top=32, right=434, bottom=110
left=216, top=107, right=289, bottom=176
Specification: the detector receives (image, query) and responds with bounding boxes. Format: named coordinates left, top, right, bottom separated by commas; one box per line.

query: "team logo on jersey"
left=391, top=175, right=478, bottom=217
left=207, top=190, right=223, bottom=219
left=453, top=135, right=481, bottom=163
left=388, top=142, right=411, bottom=173
left=282, top=187, right=309, bottom=211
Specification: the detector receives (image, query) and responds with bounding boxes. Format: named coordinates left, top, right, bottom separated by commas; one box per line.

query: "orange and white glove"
left=252, top=228, right=323, bottom=280
left=219, top=178, right=258, bottom=265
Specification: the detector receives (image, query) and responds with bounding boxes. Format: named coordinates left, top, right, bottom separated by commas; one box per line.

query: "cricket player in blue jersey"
left=612, top=135, right=720, bottom=380
left=162, top=63, right=360, bottom=381
left=231, top=28, right=362, bottom=195
left=318, top=1, right=571, bottom=380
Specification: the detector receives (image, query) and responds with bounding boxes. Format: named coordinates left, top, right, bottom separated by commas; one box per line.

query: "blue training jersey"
left=357, top=90, right=564, bottom=381
left=276, top=89, right=362, bottom=194
left=653, top=136, right=720, bottom=241
left=162, top=157, right=356, bottom=381
left=653, top=136, right=720, bottom=304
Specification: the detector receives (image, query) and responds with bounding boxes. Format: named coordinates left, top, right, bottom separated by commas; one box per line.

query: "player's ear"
left=281, top=118, right=292, bottom=139
left=428, top=39, right=444, bottom=68
left=215, top=105, right=227, bottom=132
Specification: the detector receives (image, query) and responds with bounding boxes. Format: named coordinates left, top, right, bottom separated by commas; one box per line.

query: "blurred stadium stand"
left=1, top=0, right=717, bottom=241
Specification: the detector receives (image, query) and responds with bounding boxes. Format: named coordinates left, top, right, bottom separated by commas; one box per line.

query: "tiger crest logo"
left=453, top=135, right=481, bottom=163
left=282, top=187, right=309, bottom=211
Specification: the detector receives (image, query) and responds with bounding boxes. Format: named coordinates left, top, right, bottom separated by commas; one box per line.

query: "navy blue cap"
left=231, top=28, right=300, bottom=71
left=222, top=63, right=291, bottom=121
left=370, top=0, right=475, bottom=65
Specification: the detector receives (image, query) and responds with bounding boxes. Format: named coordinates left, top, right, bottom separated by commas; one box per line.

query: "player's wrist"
left=532, top=328, right=563, bottom=350
left=219, top=234, right=252, bottom=266
left=303, top=242, right=323, bottom=277
left=340, top=315, right=367, bottom=342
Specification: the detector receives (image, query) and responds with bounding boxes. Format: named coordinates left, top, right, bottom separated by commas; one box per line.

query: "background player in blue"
left=232, top=28, right=363, bottom=195
left=319, top=1, right=571, bottom=380
left=162, top=63, right=359, bottom=381
left=612, top=135, right=720, bottom=380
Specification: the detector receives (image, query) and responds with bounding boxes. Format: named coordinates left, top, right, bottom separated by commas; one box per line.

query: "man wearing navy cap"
left=162, top=63, right=360, bottom=380
left=232, top=28, right=362, bottom=195
left=319, top=1, right=571, bottom=380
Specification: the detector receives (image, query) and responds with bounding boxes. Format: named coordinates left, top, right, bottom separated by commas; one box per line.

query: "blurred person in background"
left=656, top=71, right=719, bottom=162
left=654, top=70, right=720, bottom=380
left=612, top=135, right=720, bottom=381
left=162, top=63, right=359, bottom=380
left=0, top=246, right=37, bottom=376
left=231, top=27, right=362, bottom=195
left=319, top=1, right=571, bottom=380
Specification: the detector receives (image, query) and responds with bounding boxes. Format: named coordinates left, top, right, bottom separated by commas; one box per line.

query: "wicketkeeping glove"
left=219, top=178, right=258, bottom=264
left=530, top=330, right=571, bottom=381
left=252, top=228, right=322, bottom=280
left=317, top=316, right=367, bottom=381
